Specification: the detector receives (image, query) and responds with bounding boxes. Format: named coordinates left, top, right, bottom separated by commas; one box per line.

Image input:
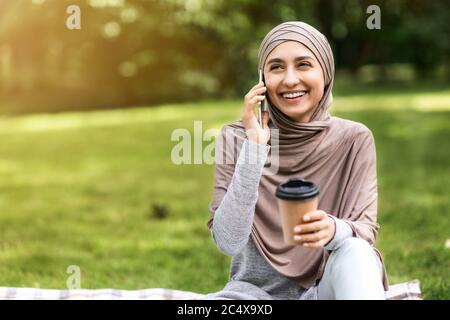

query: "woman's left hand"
left=293, top=210, right=336, bottom=248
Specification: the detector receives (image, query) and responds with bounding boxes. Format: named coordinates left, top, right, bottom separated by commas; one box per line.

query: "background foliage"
left=0, top=0, right=448, bottom=114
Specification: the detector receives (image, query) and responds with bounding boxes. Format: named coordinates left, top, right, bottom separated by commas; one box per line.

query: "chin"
left=278, top=105, right=312, bottom=121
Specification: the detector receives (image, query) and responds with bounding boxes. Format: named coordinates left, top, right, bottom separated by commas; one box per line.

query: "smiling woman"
left=205, top=21, right=389, bottom=300
left=264, top=42, right=325, bottom=123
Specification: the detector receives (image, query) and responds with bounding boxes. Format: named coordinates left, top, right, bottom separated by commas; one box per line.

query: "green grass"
left=0, top=87, right=449, bottom=299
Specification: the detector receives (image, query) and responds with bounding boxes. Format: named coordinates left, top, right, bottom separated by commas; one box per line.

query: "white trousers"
left=316, top=237, right=386, bottom=300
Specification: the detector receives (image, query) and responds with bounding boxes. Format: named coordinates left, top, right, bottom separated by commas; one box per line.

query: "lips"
left=281, top=91, right=307, bottom=99
left=279, top=90, right=308, bottom=104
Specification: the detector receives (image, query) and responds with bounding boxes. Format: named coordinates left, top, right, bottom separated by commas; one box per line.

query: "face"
left=264, top=41, right=325, bottom=123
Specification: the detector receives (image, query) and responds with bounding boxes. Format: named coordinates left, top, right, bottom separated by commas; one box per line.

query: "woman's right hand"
left=241, top=81, right=270, bottom=145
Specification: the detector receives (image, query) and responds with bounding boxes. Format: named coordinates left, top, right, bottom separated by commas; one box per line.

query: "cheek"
left=265, top=80, right=278, bottom=99
left=308, top=72, right=325, bottom=97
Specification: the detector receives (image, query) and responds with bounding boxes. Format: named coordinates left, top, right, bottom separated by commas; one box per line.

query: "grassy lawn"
left=0, top=87, right=449, bottom=299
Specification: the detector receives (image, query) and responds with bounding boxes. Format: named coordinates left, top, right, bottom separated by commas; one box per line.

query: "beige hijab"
left=208, top=21, right=388, bottom=290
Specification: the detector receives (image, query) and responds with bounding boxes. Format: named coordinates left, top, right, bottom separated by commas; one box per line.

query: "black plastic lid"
left=275, top=178, right=319, bottom=201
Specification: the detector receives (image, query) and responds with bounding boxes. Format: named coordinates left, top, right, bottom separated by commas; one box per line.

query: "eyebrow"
left=266, top=56, right=314, bottom=65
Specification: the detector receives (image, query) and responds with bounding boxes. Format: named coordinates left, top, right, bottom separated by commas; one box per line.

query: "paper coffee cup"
left=275, top=178, right=320, bottom=245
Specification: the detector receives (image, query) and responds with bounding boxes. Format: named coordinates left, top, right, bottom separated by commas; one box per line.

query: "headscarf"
left=208, top=21, right=388, bottom=289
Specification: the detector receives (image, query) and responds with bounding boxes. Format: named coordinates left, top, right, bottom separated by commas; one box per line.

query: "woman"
left=204, top=21, right=388, bottom=300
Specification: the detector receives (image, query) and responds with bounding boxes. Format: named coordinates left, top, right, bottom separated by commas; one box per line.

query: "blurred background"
left=0, top=0, right=448, bottom=299
left=1, top=0, right=448, bottom=114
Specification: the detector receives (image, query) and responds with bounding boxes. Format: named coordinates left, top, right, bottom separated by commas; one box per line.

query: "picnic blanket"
left=0, top=280, right=421, bottom=300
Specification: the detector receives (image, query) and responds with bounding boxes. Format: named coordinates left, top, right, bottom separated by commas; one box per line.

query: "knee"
left=326, top=237, right=385, bottom=296
left=334, top=237, right=374, bottom=258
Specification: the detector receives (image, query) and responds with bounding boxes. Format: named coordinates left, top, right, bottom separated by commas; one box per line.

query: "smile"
left=280, top=91, right=308, bottom=103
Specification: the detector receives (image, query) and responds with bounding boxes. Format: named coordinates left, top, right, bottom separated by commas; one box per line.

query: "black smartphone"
left=258, top=68, right=266, bottom=125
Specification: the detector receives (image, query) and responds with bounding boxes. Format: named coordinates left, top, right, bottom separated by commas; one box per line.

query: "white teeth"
left=282, top=92, right=306, bottom=99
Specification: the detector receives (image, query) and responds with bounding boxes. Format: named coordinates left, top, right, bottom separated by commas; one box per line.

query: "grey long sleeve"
left=211, top=139, right=270, bottom=256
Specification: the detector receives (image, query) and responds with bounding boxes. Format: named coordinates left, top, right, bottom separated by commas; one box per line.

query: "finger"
left=245, top=94, right=265, bottom=106
left=246, top=85, right=265, bottom=99
left=302, top=210, right=327, bottom=223
left=302, top=240, right=326, bottom=248
left=293, top=230, right=327, bottom=243
left=250, top=87, right=267, bottom=105
left=248, top=95, right=266, bottom=106
left=294, top=220, right=327, bottom=235
left=243, top=96, right=265, bottom=119
left=249, top=81, right=265, bottom=91
left=252, top=86, right=267, bottom=94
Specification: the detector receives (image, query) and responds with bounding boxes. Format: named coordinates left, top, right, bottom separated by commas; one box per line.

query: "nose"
left=282, top=67, right=300, bottom=87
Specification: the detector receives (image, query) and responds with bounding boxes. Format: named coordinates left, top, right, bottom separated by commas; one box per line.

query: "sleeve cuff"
left=324, top=215, right=354, bottom=251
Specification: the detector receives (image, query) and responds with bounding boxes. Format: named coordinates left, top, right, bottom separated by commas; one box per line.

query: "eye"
left=269, top=64, right=282, bottom=71
left=297, top=62, right=311, bottom=68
